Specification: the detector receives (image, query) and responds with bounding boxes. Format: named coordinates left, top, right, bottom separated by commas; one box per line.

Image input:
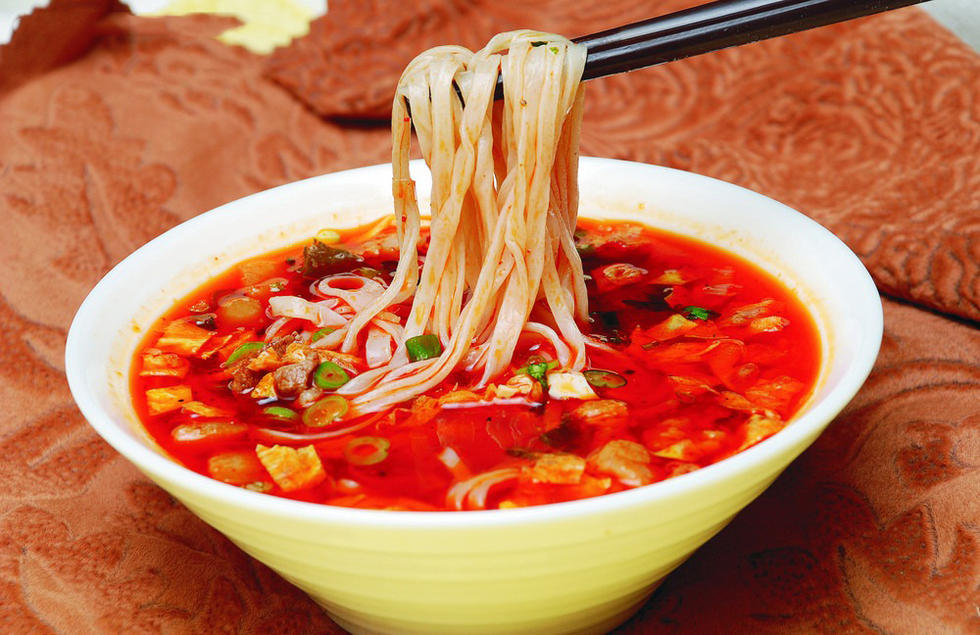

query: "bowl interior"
left=66, top=157, right=882, bottom=526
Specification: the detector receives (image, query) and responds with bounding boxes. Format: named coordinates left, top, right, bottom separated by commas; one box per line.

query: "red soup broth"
left=131, top=218, right=820, bottom=511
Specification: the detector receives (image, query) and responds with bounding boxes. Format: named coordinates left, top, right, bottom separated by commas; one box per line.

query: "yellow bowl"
left=66, top=158, right=882, bottom=634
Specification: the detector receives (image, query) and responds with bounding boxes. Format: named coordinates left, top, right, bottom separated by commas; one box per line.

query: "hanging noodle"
left=337, top=30, right=588, bottom=413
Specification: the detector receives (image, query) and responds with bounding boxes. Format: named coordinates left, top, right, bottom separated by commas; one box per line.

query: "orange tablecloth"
left=1, top=1, right=977, bottom=632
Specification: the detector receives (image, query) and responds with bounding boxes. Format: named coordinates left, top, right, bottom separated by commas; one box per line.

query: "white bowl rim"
left=65, top=157, right=883, bottom=529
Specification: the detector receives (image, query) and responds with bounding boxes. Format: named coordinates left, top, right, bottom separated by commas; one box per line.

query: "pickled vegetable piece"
left=145, top=385, right=192, bottom=415
left=256, top=444, right=326, bottom=492
left=156, top=320, right=213, bottom=356
left=181, top=401, right=231, bottom=417
left=172, top=421, right=248, bottom=446
left=140, top=351, right=189, bottom=378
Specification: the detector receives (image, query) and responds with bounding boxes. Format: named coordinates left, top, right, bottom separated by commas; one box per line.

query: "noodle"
left=338, top=31, right=588, bottom=413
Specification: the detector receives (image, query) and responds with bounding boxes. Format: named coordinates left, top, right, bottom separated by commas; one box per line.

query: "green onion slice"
left=302, top=395, right=349, bottom=427
left=344, top=436, right=391, bottom=466
left=313, top=360, right=350, bottom=390
left=262, top=406, right=298, bottom=422
left=584, top=369, right=627, bottom=389
left=225, top=341, right=264, bottom=365
left=406, top=334, right=442, bottom=362
left=517, top=358, right=559, bottom=387
left=311, top=327, right=337, bottom=342
left=682, top=306, right=713, bottom=321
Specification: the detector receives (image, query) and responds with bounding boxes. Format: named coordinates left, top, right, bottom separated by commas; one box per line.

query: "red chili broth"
left=131, top=218, right=820, bottom=511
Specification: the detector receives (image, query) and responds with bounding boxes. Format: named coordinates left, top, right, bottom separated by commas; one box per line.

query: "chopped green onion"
left=344, top=436, right=391, bottom=466
left=518, top=359, right=559, bottom=387
left=225, top=341, right=264, bottom=365
left=682, top=306, right=713, bottom=321
left=313, top=361, right=350, bottom=390
left=311, top=327, right=337, bottom=342
left=406, top=334, right=442, bottom=362
left=549, top=46, right=559, bottom=54
left=573, top=229, right=594, bottom=255
left=262, top=406, right=298, bottom=422
left=315, top=228, right=341, bottom=244
left=530, top=40, right=547, bottom=47
left=584, top=369, right=627, bottom=389
left=302, top=395, right=348, bottom=427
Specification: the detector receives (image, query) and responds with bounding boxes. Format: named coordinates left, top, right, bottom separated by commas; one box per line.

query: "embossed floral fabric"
left=0, top=1, right=977, bottom=633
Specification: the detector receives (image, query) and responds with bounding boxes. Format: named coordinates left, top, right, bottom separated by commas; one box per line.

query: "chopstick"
left=494, top=0, right=930, bottom=98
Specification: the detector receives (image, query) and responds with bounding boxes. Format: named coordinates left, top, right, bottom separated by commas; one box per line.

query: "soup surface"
left=132, top=218, right=819, bottom=511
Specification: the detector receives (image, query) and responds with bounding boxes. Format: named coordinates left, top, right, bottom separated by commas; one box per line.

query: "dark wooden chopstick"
left=493, top=0, right=930, bottom=98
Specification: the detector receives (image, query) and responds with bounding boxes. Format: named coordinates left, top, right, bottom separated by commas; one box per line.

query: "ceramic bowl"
left=66, top=158, right=882, bottom=634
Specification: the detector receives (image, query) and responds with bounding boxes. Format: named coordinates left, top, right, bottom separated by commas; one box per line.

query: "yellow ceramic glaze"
left=67, top=159, right=882, bottom=634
